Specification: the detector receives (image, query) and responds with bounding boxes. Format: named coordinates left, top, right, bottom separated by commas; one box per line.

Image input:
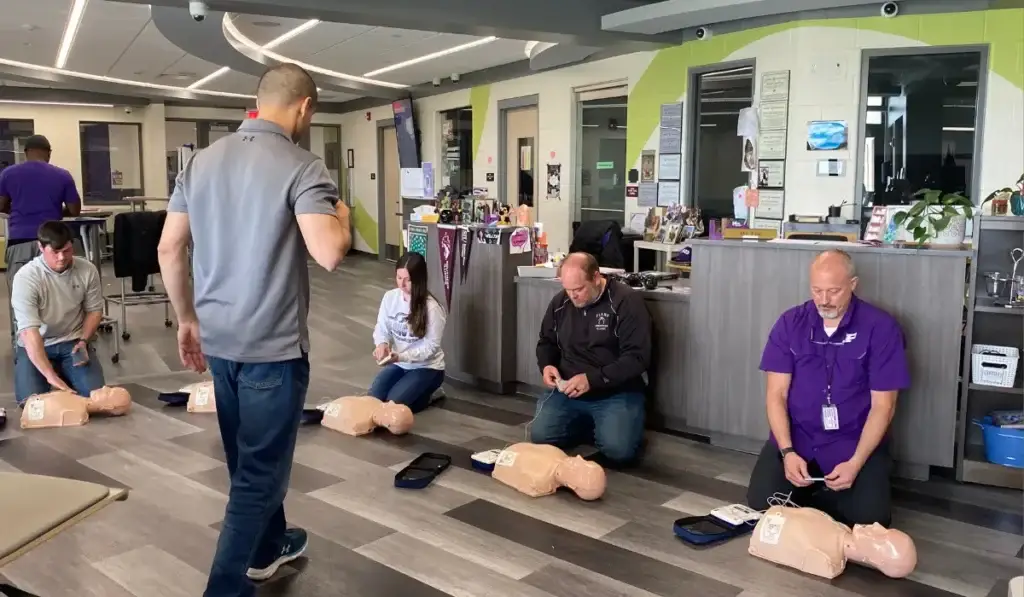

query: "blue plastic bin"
left=974, top=417, right=1024, bottom=468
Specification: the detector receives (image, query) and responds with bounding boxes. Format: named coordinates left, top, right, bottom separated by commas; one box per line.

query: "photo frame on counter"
left=658, top=153, right=681, bottom=181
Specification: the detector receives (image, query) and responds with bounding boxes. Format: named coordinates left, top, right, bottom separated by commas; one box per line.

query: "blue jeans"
left=203, top=354, right=310, bottom=597
left=367, top=364, right=445, bottom=414
left=529, top=390, right=646, bottom=465
left=14, top=340, right=105, bottom=405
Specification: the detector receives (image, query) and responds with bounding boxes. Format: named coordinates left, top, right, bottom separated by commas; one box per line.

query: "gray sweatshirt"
left=11, top=256, right=103, bottom=346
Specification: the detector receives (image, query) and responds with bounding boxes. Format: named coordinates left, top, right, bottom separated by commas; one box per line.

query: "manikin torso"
left=491, top=443, right=607, bottom=500
left=20, top=386, right=132, bottom=429
left=183, top=381, right=216, bottom=413
left=748, top=506, right=917, bottom=579
left=320, top=396, right=413, bottom=436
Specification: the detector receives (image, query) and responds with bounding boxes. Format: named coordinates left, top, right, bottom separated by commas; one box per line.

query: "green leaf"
left=908, top=216, right=925, bottom=230
left=930, top=215, right=951, bottom=230
left=893, top=212, right=908, bottom=225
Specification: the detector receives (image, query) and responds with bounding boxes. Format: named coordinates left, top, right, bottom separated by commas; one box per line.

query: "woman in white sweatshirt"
left=369, top=251, right=446, bottom=413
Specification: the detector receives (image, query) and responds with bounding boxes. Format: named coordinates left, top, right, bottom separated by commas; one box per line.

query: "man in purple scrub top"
left=0, top=135, right=82, bottom=337
left=746, top=249, right=910, bottom=526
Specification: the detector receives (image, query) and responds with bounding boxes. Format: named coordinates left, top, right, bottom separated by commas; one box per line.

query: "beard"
left=817, top=306, right=840, bottom=320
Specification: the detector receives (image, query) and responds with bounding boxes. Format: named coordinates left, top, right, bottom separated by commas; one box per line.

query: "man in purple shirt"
left=746, top=249, right=910, bottom=526
left=1, top=135, right=81, bottom=296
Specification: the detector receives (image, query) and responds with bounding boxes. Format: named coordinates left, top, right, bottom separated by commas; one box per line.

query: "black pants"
left=746, top=440, right=892, bottom=527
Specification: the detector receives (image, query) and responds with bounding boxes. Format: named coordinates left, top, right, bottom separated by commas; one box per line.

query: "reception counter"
left=513, top=240, right=970, bottom=479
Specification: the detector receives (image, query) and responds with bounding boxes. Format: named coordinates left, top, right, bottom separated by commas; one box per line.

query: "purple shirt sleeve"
left=760, top=315, right=794, bottom=374
left=0, top=169, right=8, bottom=197
left=62, top=170, right=80, bottom=205
left=868, top=318, right=911, bottom=391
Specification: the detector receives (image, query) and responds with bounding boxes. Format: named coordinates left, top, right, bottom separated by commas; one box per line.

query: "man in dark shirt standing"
left=0, top=135, right=81, bottom=331
left=533, top=252, right=652, bottom=466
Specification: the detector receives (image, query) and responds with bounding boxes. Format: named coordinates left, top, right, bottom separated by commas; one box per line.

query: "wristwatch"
left=780, top=447, right=795, bottom=458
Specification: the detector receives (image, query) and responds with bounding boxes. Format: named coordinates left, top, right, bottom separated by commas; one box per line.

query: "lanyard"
left=810, top=327, right=838, bottom=405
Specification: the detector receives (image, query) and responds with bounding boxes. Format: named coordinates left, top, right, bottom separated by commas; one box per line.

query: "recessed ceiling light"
left=251, top=20, right=280, bottom=27
left=20, top=24, right=39, bottom=31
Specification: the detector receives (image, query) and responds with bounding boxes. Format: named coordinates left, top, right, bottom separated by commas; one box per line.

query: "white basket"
left=971, top=344, right=1020, bottom=388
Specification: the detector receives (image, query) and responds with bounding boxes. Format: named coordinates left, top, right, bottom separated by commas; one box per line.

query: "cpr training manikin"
left=320, top=395, right=414, bottom=436
left=491, top=442, right=607, bottom=500
left=20, top=386, right=133, bottom=429
left=182, top=381, right=216, bottom=413
left=748, top=505, right=917, bottom=579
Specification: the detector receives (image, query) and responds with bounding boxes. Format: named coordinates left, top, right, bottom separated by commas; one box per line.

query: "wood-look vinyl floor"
left=0, top=256, right=1020, bottom=597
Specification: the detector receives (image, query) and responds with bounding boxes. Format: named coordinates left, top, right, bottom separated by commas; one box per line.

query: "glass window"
left=861, top=51, right=982, bottom=208
left=689, top=65, right=754, bottom=219
left=79, top=122, right=143, bottom=201
left=165, top=120, right=198, bottom=194
left=440, top=107, right=473, bottom=193
left=577, top=88, right=628, bottom=225
left=0, top=120, right=34, bottom=174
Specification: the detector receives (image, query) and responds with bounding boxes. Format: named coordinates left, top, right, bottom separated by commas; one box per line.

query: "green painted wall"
left=470, top=84, right=492, bottom=162
left=352, top=198, right=379, bottom=253
left=626, top=8, right=1024, bottom=169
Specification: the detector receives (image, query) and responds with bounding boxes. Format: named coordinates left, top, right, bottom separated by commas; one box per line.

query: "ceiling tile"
left=104, top=21, right=189, bottom=82
left=201, top=69, right=259, bottom=95
left=373, top=39, right=529, bottom=86
left=0, top=0, right=69, bottom=65
left=302, top=27, right=444, bottom=75
left=65, top=0, right=151, bottom=75
left=167, top=53, right=237, bottom=88
left=268, top=22, right=375, bottom=59
left=230, top=14, right=315, bottom=46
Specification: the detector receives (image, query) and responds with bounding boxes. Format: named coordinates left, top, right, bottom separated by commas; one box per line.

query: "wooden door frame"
left=496, top=95, right=539, bottom=207
left=376, top=118, right=396, bottom=262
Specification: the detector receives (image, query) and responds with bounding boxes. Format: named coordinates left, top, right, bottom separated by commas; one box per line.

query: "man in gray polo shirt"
left=11, top=220, right=105, bottom=405
left=158, top=63, right=351, bottom=597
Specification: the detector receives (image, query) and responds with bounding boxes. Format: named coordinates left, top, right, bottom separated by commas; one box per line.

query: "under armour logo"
left=242, top=135, right=255, bottom=142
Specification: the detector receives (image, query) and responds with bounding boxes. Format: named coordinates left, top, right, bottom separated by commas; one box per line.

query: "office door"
left=504, top=106, right=539, bottom=210
left=382, top=126, right=402, bottom=261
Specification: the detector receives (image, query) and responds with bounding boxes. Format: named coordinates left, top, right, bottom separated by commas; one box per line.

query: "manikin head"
left=23, top=134, right=52, bottom=163
left=559, top=252, right=605, bottom=308
left=553, top=455, right=607, bottom=500
left=371, top=400, right=414, bottom=435
left=254, top=63, right=318, bottom=144
left=37, top=220, right=75, bottom=273
left=843, top=523, right=917, bottom=578
left=86, top=386, right=132, bottom=416
left=809, top=249, right=858, bottom=322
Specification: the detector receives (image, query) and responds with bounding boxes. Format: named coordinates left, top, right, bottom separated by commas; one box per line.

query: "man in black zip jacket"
left=533, top=252, right=652, bottom=466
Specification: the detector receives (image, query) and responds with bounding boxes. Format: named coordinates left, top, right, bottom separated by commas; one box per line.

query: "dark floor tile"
left=627, top=461, right=748, bottom=504
left=831, top=564, right=965, bottom=597
left=893, top=485, right=1024, bottom=536
left=446, top=499, right=742, bottom=597
left=206, top=523, right=449, bottom=597
left=171, top=431, right=341, bottom=493
left=372, top=432, right=478, bottom=472
left=0, top=435, right=126, bottom=489
left=437, top=396, right=533, bottom=426
left=987, top=579, right=1010, bottom=597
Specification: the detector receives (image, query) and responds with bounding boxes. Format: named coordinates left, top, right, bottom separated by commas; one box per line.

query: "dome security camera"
left=695, top=26, right=713, bottom=41
left=450, top=73, right=461, bottom=83
left=189, top=1, right=208, bottom=22
left=431, top=78, right=442, bottom=87
left=880, top=2, right=899, bottom=18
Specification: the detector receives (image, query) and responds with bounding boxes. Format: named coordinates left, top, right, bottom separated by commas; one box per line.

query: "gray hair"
left=812, top=249, right=857, bottom=279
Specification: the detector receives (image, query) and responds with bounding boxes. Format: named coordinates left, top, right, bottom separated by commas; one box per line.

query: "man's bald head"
left=256, top=63, right=318, bottom=109
left=811, top=249, right=856, bottom=281
left=809, top=249, right=858, bottom=321
left=559, top=252, right=603, bottom=307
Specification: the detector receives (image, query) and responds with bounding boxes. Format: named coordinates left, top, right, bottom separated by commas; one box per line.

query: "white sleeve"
left=398, top=300, right=447, bottom=364
left=372, top=293, right=390, bottom=346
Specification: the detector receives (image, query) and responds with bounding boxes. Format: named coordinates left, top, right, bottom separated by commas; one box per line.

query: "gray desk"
left=514, top=277, right=691, bottom=430
left=425, top=224, right=534, bottom=393
left=684, top=240, right=970, bottom=478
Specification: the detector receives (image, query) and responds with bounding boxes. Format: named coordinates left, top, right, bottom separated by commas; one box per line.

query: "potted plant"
left=893, top=189, right=973, bottom=246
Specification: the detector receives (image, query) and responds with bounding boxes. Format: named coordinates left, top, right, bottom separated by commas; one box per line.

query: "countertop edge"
left=515, top=277, right=690, bottom=302
left=687, top=239, right=972, bottom=257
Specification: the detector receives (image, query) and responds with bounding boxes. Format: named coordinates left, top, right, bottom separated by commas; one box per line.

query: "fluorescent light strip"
left=0, top=99, right=114, bottom=108
left=362, top=36, right=497, bottom=77
left=0, top=56, right=253, bottom=99
left=942, top=126, right=975, bottom=132
left=55, top=0, right=89, bottom=69
left=190, top=18, right=321, bottom=90
left=222, top=16, right=407, bottom=89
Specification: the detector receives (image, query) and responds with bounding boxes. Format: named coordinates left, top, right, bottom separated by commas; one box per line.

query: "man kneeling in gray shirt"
left=11, top=220, right=106, bottom=405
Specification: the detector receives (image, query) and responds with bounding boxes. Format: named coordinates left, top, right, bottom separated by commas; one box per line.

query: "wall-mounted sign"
left=486, top=172, right=495, bottom=182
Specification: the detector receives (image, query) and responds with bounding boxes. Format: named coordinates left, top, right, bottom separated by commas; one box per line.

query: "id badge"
left=822, top=404, right=839, bottom=431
